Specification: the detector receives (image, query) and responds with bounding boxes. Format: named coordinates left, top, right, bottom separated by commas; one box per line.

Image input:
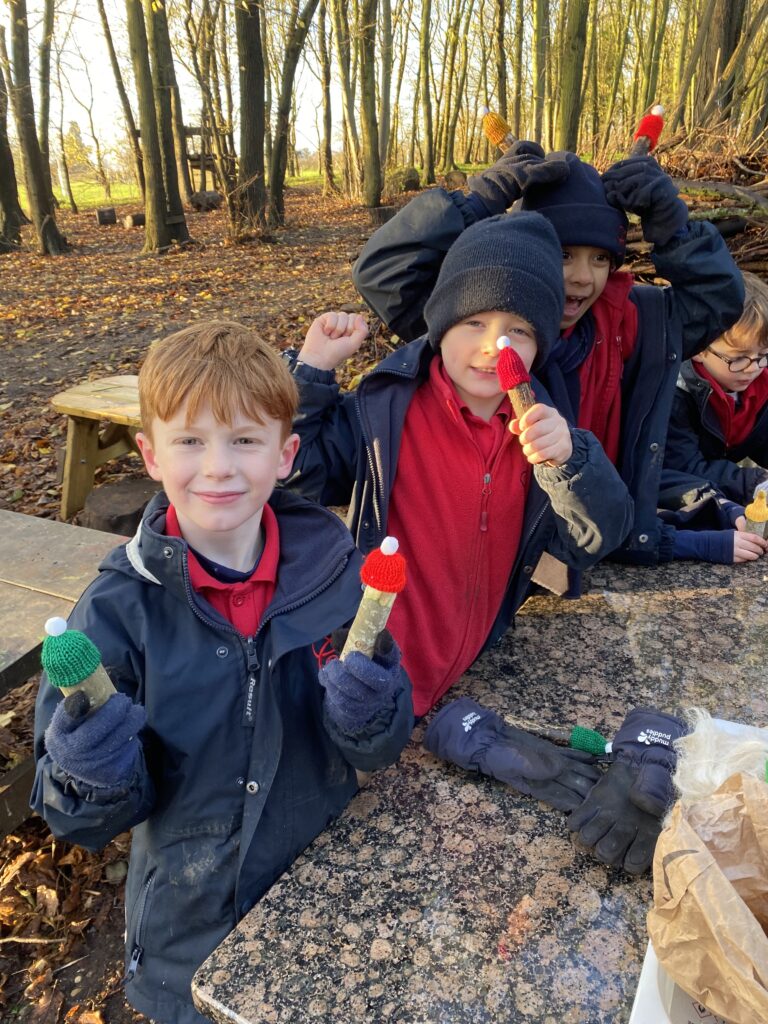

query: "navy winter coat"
left=662, top=359, right=768, bottom=505
left=286, top=338, right=633, bottom=650
left=351, top=188, right=744, bottom=564
left=30, top=490, right=413, bottom=1024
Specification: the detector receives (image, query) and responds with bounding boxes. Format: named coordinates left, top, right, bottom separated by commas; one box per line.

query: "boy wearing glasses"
left=659, top=271, right=768, bottom=563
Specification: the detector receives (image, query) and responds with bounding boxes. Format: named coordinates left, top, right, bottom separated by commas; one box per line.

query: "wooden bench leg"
left=60, top=416, right=100, bottom=520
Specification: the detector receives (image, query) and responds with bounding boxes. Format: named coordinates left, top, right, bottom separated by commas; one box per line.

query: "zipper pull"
left=246, top=636, right=260, bottom=672
left=123, top=944, right=143, bottom=984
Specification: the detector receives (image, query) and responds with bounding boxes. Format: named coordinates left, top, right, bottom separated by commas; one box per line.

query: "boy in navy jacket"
left=352, top=144, right=744, bottom=565
left=286, top=212, right=632, bottom=716
left=31, top=322, right=413, bottom=1024
left=659, top=270, right=768, bottom=563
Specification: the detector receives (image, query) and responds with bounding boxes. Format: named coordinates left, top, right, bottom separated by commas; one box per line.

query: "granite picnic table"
left=192, top=558, right=768, bottom=1024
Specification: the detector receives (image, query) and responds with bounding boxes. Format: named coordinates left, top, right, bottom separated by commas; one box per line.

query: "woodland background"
left=2, top=0, right=768, bottom=1020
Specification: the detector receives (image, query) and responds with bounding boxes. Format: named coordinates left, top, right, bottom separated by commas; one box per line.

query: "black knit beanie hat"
left=423, top=211, right=565, bottom=367
left=521, top=152, right=628, bottom=260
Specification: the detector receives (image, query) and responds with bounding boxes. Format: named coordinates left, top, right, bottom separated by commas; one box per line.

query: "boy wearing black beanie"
left=351, top=145, right=744, bottom=567
left=285, top=211, right=632, bottom=716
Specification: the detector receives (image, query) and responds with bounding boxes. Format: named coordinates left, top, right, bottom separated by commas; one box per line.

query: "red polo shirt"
left=165, top=503, right=279, bottom=636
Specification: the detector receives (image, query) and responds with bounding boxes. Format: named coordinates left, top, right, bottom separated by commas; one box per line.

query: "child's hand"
left=297, top=311, right=369, bottom=371
left=511, top=404, right=573, bottom=467
left=733, top=529, right=768, bottom=563
left=602, top=156, right=688, bottom=245
left=319, top=629, right=401, bottom=735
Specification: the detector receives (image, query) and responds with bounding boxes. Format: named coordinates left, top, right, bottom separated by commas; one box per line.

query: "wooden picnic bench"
left=51, top=375, right=141, bottom=520
left=0, top=510, right=124, bottom=836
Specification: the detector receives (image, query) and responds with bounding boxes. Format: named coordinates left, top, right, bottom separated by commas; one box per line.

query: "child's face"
left=136, top=400, right=299, bottom=550
left=440, top=311, right=537, bottom=420
left=693, top=339, right=768, bottom=393
left=561, top=246, right=612, bottom=329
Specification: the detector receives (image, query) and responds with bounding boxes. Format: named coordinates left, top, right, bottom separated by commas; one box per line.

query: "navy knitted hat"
left=521, top=152, right=628, bottom=260
left=423, top=211, right=565, bottom=367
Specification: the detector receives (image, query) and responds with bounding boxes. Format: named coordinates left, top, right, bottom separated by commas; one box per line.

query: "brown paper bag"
left=647, top=773, right=768, bottom=1024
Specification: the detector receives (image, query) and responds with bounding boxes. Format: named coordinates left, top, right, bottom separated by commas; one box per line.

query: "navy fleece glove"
left=423, top=697, right=600, bottom=812
left=45, top=691, right=146, bottom=788
left=468, top=142, right=570, bottom=216
left=319, top=629, right=402, bottom=735
left=602, top=156, right=688, bottom=245
left=567, top=706, right=687, bottom=874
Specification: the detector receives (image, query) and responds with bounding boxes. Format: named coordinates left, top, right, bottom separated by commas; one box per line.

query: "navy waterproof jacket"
left=30, top=490, right=413, bottom=1024
left=351, top=188, right=744, bottom=564
left=662, top=359, right=768, bottom=505
left=286, top=338, right=633, bottom=651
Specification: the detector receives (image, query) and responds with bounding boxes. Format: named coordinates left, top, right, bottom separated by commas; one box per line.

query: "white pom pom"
left=380, top=536, right=399, bottom=556
left=479, top=106, right=490, bottom=117
left=496, top=336, right=511, bottom=350
left=651, top=104, right=664, bottom=116
left=45, top=616, right=68, bottom=637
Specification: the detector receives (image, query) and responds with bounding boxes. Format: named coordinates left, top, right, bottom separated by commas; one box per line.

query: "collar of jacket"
left=677, top=359, right=712, bottom=400
left=116, top=489, right=360, bottom=635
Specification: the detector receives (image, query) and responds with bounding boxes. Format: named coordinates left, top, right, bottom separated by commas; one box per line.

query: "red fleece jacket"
left=386, top=358, right=530, bottom=715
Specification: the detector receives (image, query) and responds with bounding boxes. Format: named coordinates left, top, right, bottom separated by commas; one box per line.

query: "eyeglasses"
left=706, top=347, right=768, bottom=373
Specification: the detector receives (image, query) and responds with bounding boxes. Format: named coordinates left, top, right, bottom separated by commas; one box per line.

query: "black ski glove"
left=567, top=706, right=688, bottom=874
left=468, top=142, right=569, bottom=215
left=567, top=762, right=661, bottom=874
left=423, top=697, right=600, bottom=812
left=602, top=156, right=688, bottom=245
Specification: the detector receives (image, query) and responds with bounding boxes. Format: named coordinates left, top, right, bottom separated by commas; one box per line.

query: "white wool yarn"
left=673, top=707, right=768, bottom=804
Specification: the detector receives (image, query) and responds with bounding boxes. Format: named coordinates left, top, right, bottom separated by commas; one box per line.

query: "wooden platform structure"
left=51, top=375, right=141, bottom=519
left=0, top=511, right=125, bottom=835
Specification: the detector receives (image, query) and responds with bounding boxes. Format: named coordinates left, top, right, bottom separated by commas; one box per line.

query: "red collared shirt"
left=165, top=503, right=279, bottom=636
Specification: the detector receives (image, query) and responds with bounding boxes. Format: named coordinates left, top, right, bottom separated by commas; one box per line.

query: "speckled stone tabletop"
left=192, top=560, right=768, bottom=1024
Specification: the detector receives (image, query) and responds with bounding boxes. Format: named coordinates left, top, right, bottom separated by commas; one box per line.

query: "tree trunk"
left=318, top=0, right=338, bottom=194
left=600, top=0, right=633, bottom=152
left=0, top=60, right=26, bottom=250
left=37, top=0, right=55, bottom=205
left=95, top=0, right=144, bottom=199
left=330, top=0, right=361, bottom=193
left=235, top=0, right=267, bottom=230
left=358, top=0, right=381, bottom=206
left=495, top=0, right=507, bottom=122
left=145, top=0, right=190, bottom=243
left=419, top=0, right=434, bottom=183
left=125, top=0, right=172, bottom=252
left=0, top=10, right=66, bottom=254
left=267, top=0, right=320, bottom=227
left=512, top=0, right=524, bottom=137
left=532, top=0, right=549, bottom=145
left=556, top=0, right=589, bottom=151
left=378, top=0, right=392, bottom=168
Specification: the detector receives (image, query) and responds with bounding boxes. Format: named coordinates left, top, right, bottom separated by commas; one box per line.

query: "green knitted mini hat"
left=42, top=617, right=102, bottom=688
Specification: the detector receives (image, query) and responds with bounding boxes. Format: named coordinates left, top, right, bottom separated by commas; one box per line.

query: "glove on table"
left=602, top=156, right=688, bottom=245
left=567, top=762, right=661, bottom=875
left=319, top=628, right=402, bottom=735
left=423, top=697, right=600, bottom=812
left=567, top=705, right=687, bottom=874
left=468, top=142, right=569, bottom=216
left=45, top=691, right=146, bottom=788
left=608, top=705, right=688, bottom=816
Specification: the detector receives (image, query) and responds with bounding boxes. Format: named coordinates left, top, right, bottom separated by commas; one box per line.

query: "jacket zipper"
left=123, top=870, right=156, bottom=984
left=480, top=473, right=491, bottom=532
left=354, top=367, right=413, bottom=542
